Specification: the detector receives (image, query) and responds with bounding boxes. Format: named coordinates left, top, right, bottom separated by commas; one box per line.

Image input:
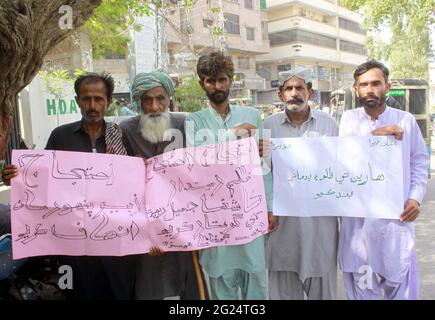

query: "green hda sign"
left=387, top=89, right=405, bottom=97
left=46, top=99, right=79, bottom=115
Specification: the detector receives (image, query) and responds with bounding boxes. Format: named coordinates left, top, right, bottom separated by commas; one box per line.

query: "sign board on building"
left=19, top=76, right=82, bottom=149
left=387, top=89, right=406, bottom=97
left=271, top=80, right=280, bottom=88
left=245, top=78, right=265, bottom=90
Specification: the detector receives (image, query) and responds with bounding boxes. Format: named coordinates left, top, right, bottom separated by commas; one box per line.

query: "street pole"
left=154, top=1, right=168, bottom=72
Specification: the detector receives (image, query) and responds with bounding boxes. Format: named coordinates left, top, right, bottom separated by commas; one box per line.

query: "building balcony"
left=338, top=28, right=366, bottom=44
left=167, top=30, right=270, bottom=54
left=256, top=42, right=367, bottom=66
left=267, top=0, right=336, bottom=15
left=267, top=0, right=363, bottom=24
left=268, top=15, right=335, bottom=34
left=268, top=16, right=365, bottom=44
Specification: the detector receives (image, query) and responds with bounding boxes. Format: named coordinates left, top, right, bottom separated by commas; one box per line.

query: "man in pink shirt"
left=339, top=60, right=429, bottom=300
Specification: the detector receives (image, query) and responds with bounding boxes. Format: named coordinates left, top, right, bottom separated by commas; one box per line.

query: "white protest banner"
left=271, top=136, right=403, bottom=219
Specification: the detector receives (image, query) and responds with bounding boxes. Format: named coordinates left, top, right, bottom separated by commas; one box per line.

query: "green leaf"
left=82, top=0, right=153, bottom=59
left=173, top=77, right=206, bottom=113
left=341, top=0, right=433, bottom=80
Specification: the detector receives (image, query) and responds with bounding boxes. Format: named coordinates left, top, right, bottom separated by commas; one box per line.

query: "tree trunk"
left=0, top=0, right=102, bottom=158
left=0, top=95, right=13, bottom=159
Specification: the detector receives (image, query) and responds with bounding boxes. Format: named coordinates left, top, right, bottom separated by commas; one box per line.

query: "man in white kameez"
left=339, top=60, right=429, bottom=300
left=264, top=68, right=339, bottom=300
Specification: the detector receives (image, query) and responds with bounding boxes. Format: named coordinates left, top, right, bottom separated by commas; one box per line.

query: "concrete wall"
left=44, top=31, right=93, bottom=71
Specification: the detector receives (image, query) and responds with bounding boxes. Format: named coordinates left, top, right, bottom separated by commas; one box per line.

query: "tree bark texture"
left=0, top=0, right=101, bottom=158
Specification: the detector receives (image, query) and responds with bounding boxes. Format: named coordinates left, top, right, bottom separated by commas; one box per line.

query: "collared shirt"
left=120, top=113, right=185, bottom=158
left=45, top=120, right=106, bottom=153
left=44, top=120, right=115, bottom=299
left=338, top=106, right=429, bottom=282
left=185, top=105, right=266, bottom=277
left=265, top=108, right=339, bottom=138
left=264, top=109, right=339, bottom=280
left=186, top=104, right=263, bottom=147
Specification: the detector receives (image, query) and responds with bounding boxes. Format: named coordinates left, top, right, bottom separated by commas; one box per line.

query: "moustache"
left=361, top=95, right=380, bottom=101
left=211, top=91, right=226, bottom=97
left=285, top=98, right=304, bottom=105
left=87, top=109, right=99, bottom=115
left=148, top=113, right=162, bottom=118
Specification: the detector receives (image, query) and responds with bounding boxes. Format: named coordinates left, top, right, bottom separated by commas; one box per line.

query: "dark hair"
left=353, top=60, right=389, bottom=84
left=74, top=72, right=115, bottom=100
left=197, top=51, right=234, bottom=81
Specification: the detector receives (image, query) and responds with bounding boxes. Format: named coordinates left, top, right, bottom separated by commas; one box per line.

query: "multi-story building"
left=43, top=31, right=93, bottom=72
left=430, top=62, right=435, bottom=111
left=165, top=0, right=270, bottom=104
left=43, top=30, right=131, bottom=101
left=256, top=0, right=367, bottom=106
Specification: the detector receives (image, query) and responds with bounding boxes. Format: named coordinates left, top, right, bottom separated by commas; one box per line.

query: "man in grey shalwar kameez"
left=264, top=68, right=339, bottom=300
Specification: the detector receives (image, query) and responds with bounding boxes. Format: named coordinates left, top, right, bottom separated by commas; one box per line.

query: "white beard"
left=139, top=111, right=171, bottom=144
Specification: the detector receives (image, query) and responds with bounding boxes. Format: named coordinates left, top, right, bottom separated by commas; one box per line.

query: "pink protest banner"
left=11, top=138, right=268, bottom=259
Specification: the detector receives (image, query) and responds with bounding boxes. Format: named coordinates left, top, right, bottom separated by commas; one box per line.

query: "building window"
left=269, top=29, right=337, bottom=49
left=246, top=27, right=255, bottom=41
left=224, top=13, right=240, bottom=35
left=261, top=21, right=268, bottom=40
left=339, top=18, right=365, bottom=35
left=256, top=65, right=272, bottom=81
left=331, top=67, right=342, bottom=81
left=238, top=56, right=250, bottom=70
left=340, top=40, right=367, bottom=55
left=277, top=64, right=292, bottom=73
left=245, top=0, right=253, bottom=9
left=317, top=66, right=330, bottom=81
left=260, top=0, right=267, bottom=10
left=203, top=19, right=213, bottom=28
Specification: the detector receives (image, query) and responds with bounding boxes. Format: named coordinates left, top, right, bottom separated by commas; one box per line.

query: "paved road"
left=415, top=139, right=435, bottom=299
